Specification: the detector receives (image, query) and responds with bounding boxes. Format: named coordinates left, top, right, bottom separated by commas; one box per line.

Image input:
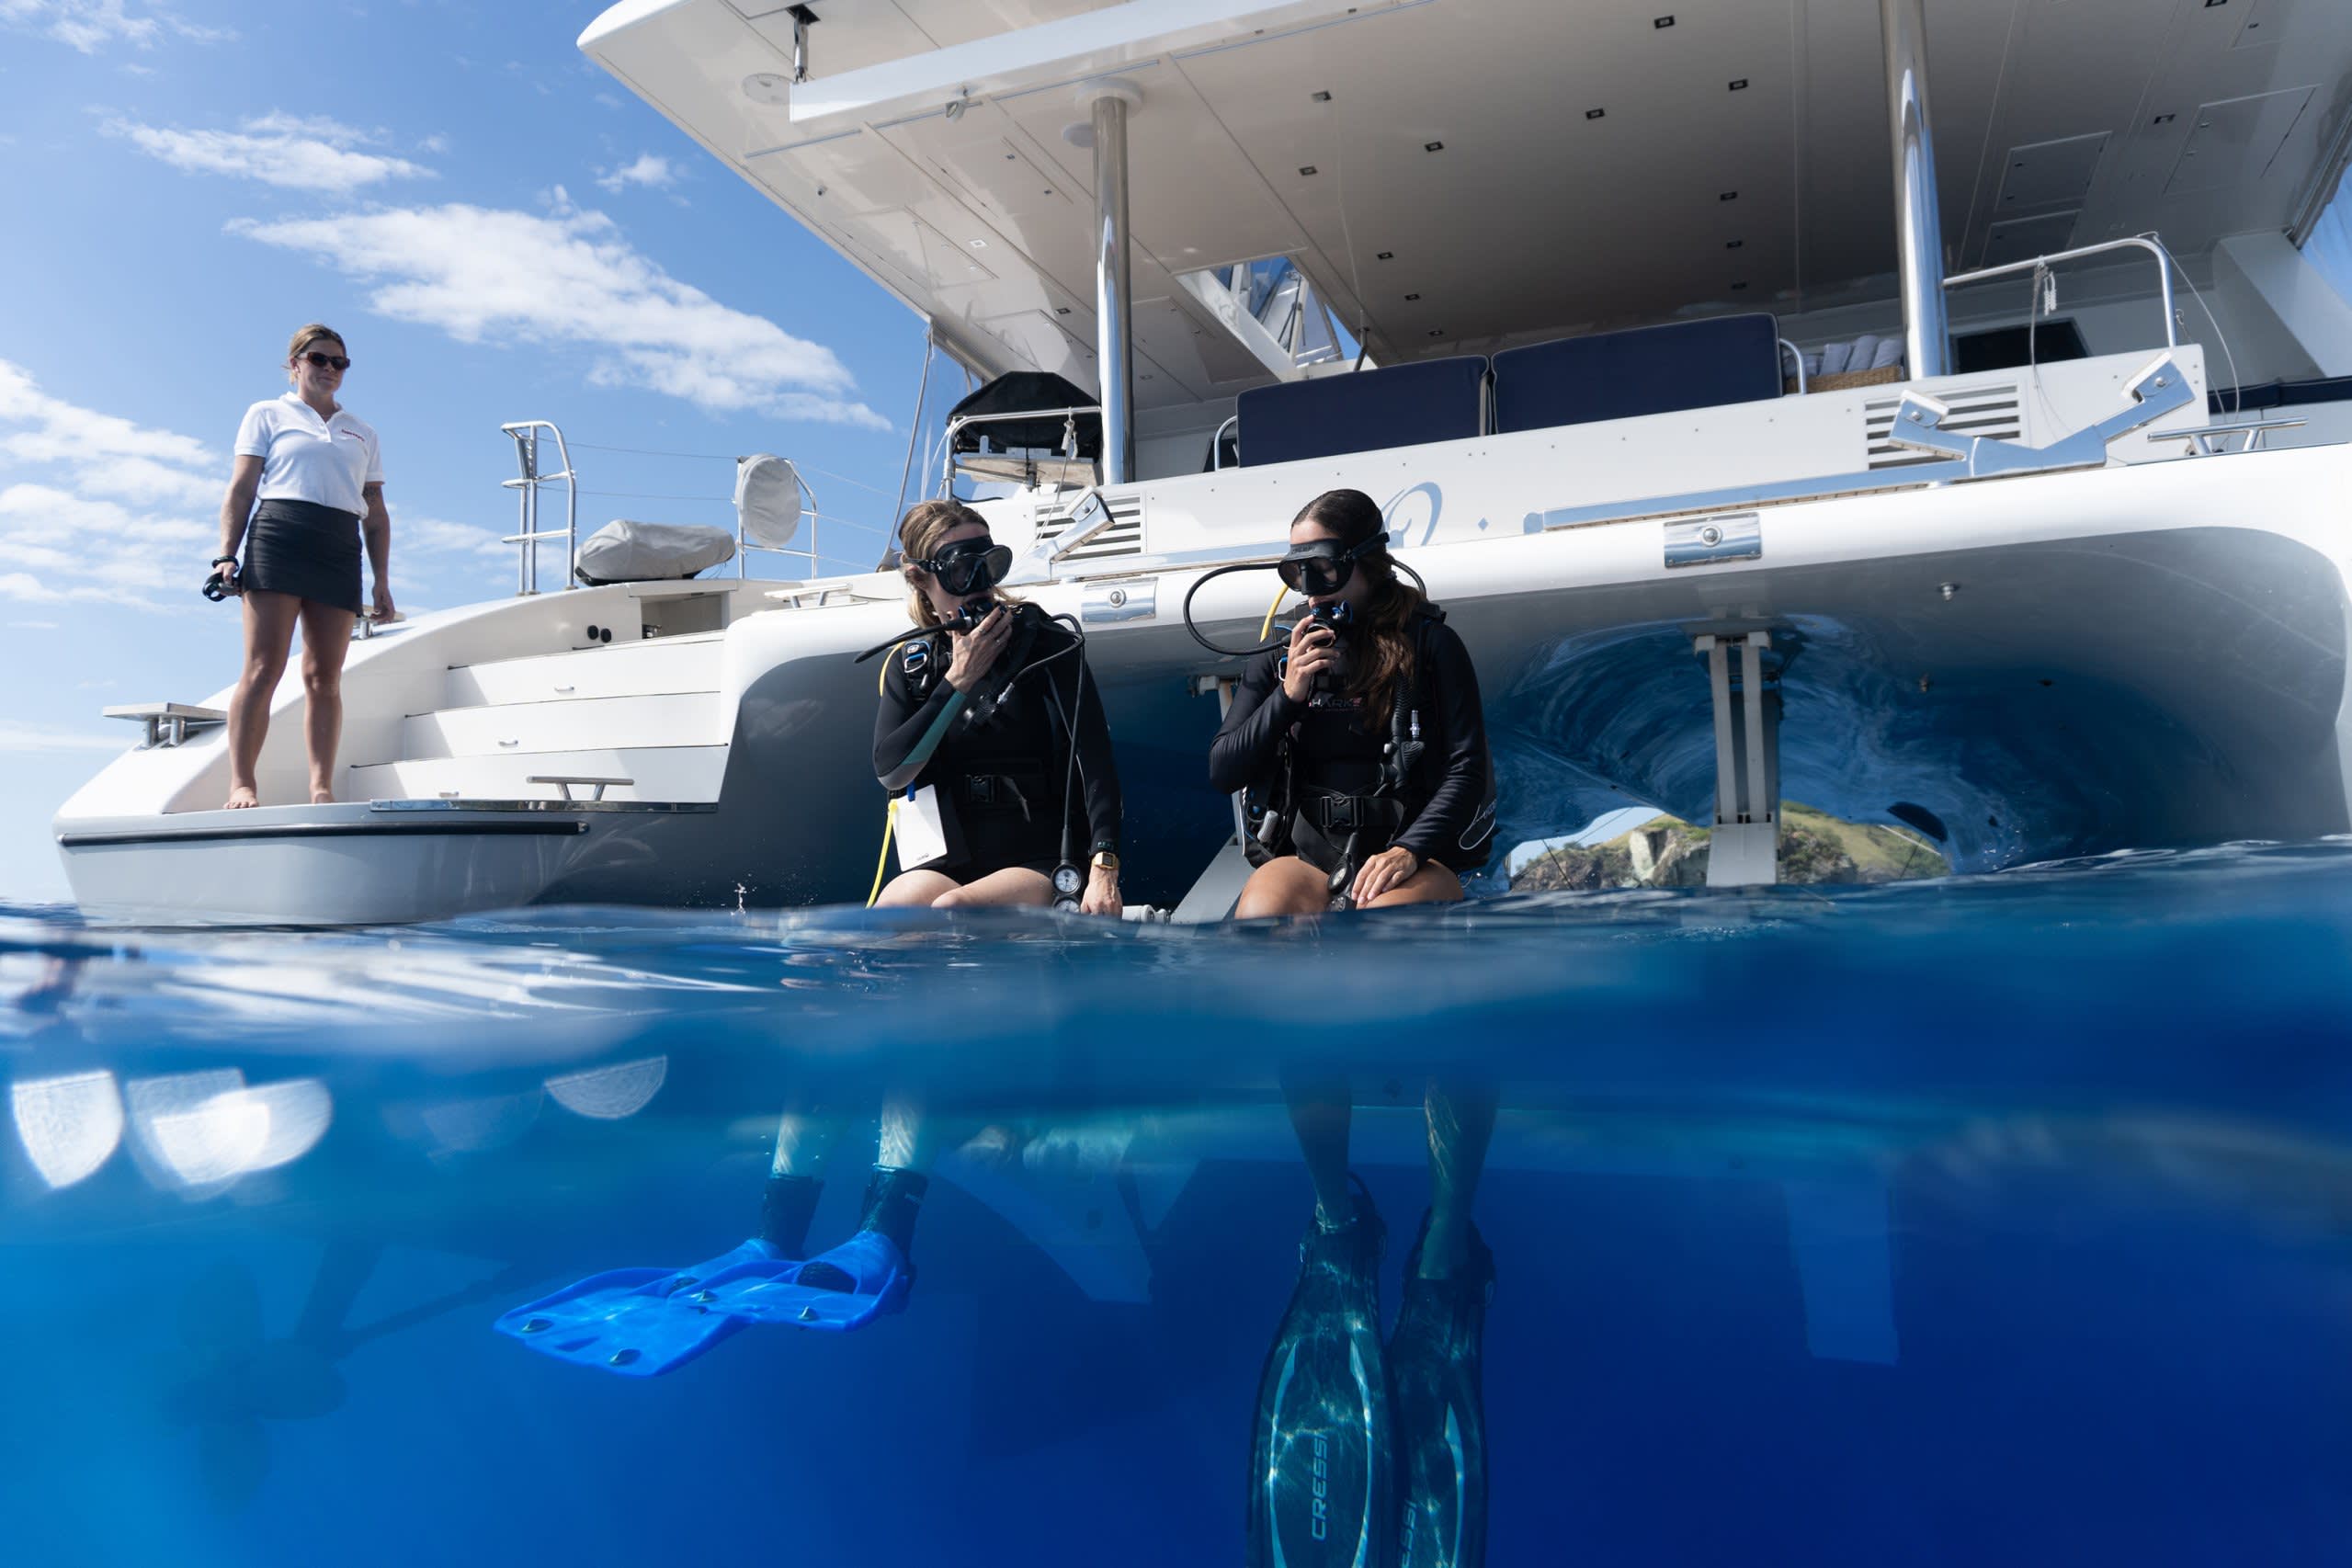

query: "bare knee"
left=928, top=884, right=973, bottom=909
left=301, top=662, right=341, bottom=701
left=239, top=652, right=288, bottom=691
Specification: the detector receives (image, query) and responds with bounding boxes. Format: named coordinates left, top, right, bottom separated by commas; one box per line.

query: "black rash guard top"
left=873, top=605, right=1121, bottom=874
left=1207, top=609, right=1491, bottom=869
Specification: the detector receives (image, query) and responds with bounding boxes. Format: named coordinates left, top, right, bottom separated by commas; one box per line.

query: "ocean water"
left=4, top=842, right=2350, bottom=1565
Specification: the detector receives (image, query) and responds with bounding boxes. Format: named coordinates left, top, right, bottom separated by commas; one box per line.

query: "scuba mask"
left=1276, top=534, right=1384, bottom=597
left=915, top=536, right=1014, bottom=599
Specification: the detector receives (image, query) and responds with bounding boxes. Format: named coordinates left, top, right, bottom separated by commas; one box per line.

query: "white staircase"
left=345, top=632, right=733, bottom=804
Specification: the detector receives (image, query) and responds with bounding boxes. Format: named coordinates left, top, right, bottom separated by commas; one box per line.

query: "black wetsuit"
left=873, top=605, right=1121, bottom=880
left=1208, top=608, right=1493, bottom=877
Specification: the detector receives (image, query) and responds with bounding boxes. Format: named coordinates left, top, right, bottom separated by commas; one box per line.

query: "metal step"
left=442, top=634, right=722, bottom=708
left=387, top=693, right=724, bottom=761
left=344, top=745, right=728, bottom=804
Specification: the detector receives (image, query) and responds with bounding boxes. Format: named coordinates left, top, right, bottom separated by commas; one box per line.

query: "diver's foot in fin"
left=696, top=1228, right=913, bottom=1331
left=494, top=1238, right=781, bottom=1378
left=1247, top=1180, right=1395, bottom=1568
left=1392, top=1215, right=1494, bottom=1568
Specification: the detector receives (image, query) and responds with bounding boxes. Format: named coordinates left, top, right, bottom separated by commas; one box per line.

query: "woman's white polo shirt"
left=234, top=392, right=383, bottom=517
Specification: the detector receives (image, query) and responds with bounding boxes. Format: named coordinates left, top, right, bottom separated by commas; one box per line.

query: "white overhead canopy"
left=583, top=0, right=2352, bottom=407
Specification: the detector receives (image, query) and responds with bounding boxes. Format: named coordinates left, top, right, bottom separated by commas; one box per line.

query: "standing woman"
left=214, top=324, right=392, bottom=808
left=873, top=498, right=1123, bottom=912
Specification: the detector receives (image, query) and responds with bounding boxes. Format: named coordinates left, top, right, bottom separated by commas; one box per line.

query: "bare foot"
left=310, top=789, right=335, bottom=805
left=224, top=786, right=259, bottom=810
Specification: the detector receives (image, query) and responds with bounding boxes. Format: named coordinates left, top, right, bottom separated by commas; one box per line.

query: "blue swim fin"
left=694, top=1230, right=914, bottom=1333
left=494, top=1239, right=779, bottom=1377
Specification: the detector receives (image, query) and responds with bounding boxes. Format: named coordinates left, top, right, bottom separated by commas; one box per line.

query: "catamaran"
left=53, top=0, right=2352, bottom=925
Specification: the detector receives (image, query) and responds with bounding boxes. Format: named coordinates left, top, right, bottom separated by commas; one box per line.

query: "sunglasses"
left=302, top=351, right=352, bottom=371
left=915, top=537, right=1012, bottom=598
left=1276, top=535, right=1383, bottom=597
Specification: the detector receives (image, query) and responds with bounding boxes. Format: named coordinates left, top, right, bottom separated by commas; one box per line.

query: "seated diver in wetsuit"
left=489, top=501, right=1127, bottom=1379
left=874, top=497, right=1124, bottom=914
left=1211, top=487, right=1502, bottom=1568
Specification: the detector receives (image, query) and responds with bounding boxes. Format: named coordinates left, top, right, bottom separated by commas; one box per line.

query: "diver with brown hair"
left=1207, top=488, right=1500, bottom=1568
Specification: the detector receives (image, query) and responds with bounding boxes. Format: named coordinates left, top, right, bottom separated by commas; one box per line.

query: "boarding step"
left=444, top=634, right=722, bottom=708
left=345, top=745, right=727, bottom=804
left=389, top=693, right=725, bottom=761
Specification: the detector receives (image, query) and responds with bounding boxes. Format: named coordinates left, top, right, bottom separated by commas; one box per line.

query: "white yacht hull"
left=55, top=352, right=2352, bottom=926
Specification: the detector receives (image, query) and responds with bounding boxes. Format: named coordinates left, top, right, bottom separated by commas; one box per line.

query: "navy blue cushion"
left=1236, top=356, right=1488, bottom=467
left=1491, top=313, right=1782, bottom=434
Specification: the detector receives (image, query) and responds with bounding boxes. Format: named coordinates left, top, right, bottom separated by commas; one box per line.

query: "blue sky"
left=0, top=1, right=946, bottom=902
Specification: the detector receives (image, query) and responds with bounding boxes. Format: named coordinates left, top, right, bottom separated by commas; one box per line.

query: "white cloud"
left=597, top=153, right=678, bottom=194
left=229, top=194, right=885, bottom=427
left=0, top=0, right=225, bottom=52
left=107, top=113, right=432, bottom=193
left=392, top=508, right=507, bottom=560
left=0, top=361, right=222, bottom=608
left=0, top=719, right=123, bottom=753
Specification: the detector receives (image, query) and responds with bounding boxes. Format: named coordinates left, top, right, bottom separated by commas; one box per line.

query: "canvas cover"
left=574, top=519, right=736, bottom=585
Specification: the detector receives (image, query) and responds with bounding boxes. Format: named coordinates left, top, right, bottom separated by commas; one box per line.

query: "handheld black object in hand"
left=201, top=559, right=238, bottom=602
left=1307, top=601, right=1353, bottom=687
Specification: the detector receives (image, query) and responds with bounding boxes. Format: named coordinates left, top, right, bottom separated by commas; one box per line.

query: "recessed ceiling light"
left=1428, top=329, right=1445, bottom=336
left=1377, top=251, right=1394, bottom=260
left=1404, top=292, right=1421, bottom=301
left=1585, top=108, right=1606, bottom=120
left=2153, top=112, right=2176, bottom=125
left=1425, top=141, right=1444, bottom=153
left=1054, top=306, right=1072, bottom=315
left=1719, top=190, right=1738, bottom=201
left=1299, top=165, right=1318, bottom=176
left=1731, top=281, right=1748, bottom=290
left=1729, top=78, right=1749, bottom=91
left=1312, top=90, right=1332, bottom=102
left=1654, top=15, right=1675, bottom=28
left=1726, top=239, right=1744, bottom=249
left=967, top=238, right=986, bottom=249
left=743, top=72, right=791, bottom=105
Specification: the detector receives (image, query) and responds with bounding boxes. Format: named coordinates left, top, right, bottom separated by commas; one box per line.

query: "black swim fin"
left=1391, top=1217, right=1494, bottom=1568
left=1247, top=1185, right=1395, bottom=1568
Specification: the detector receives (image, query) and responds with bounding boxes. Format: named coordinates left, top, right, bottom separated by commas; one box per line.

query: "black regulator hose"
left=1178, top=555, right=1431, bottom=660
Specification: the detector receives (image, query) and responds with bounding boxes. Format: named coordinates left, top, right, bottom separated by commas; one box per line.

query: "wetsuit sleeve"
left=873, top=650, right=965, bottom=793
left=1059, top=648, right=1123, bottom=854
left=1208, top=649, right=1300, bottom=794
left=1393, top=625, right=1491, bottom=866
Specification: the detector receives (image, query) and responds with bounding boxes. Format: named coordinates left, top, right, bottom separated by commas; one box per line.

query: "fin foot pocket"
left=696, top=1230, right=913, bottom=1332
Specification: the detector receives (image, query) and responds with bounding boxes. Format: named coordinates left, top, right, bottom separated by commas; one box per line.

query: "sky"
left=0, top=1, right=950, bottom=903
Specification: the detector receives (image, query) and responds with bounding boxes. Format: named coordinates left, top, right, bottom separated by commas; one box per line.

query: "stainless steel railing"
left=1944, top=234, right=2179, bottom=350
left=939, top=404, right=1105, bottom=494
left=500, top=420, right=578, bottom=595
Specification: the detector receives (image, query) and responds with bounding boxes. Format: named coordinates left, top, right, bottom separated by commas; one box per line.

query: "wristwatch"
left=1090, top=849, right=1120, bottom=873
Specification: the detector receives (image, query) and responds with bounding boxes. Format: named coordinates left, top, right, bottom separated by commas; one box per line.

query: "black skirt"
left=243, top=497, right=362, bottom=612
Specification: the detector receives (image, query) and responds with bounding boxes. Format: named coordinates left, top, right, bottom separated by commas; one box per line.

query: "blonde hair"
left=897, top=497, right=1003, bottom=631
left=285, top=324, right=347, bottom=380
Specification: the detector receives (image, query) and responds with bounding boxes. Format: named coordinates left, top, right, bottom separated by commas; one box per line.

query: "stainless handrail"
left=1210, top=413, right=1240, bottom=470
left=1778, top=338, right=1807, bottom=395
left=499, top=420, right=578, bottom=595
left=1943, top=234, right=2177, bottom=349
left=939, top=403, right=1105, bottom=494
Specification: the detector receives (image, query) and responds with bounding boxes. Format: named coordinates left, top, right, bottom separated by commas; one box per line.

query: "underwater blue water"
left=3, top=843, right=2350, bottom=1565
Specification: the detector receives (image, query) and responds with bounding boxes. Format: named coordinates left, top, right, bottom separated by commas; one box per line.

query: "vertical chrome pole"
left=1083, top=81, right=1142, bottom=485
left=1880, top=0, right=1950, bottom=380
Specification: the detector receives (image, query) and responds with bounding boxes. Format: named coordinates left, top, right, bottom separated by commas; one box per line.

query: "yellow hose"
left=1258, top=584, right=1291, bottom=644
left=865, top=796, right=900, bottom=908
left=866, top=648, right=900, bottom=908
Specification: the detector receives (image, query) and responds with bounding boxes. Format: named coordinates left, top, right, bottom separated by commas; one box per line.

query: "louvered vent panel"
left=1032, top=494, right=1145, bottom=561
left=1864, top=384, right=2022, bottom=470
